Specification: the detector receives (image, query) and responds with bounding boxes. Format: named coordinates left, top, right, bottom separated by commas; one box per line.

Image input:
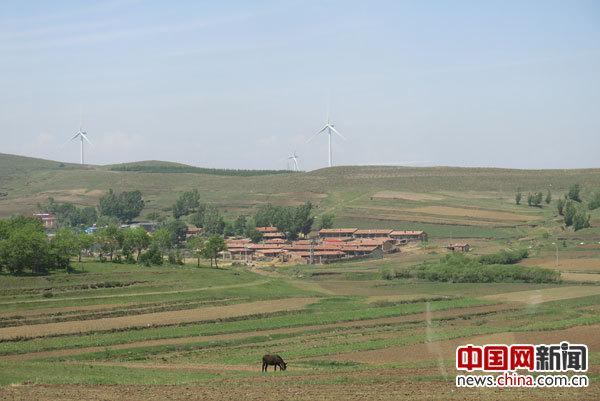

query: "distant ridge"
left=105, top=160, right=297, bottom=177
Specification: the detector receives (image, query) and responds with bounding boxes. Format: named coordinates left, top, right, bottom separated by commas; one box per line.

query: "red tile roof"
left=353, top=229, right=393, bottom=235
left=255, top=227, right=279, bottom=233
left=318, top=228, right=358, bottom=235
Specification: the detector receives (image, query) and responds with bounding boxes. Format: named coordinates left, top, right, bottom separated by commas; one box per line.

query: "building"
left=447, top=243, right=470, bottom=252
left=318, top=228, right=357, bottom=238
left=263, top=232, right=285, bottom=239
left=255, top=227, right=279, bottom=233
left=353, top=229, right=393, bottom=239
left=33, top=213, right=57, bottom=229
left=390, top=230, right=428, bottom=243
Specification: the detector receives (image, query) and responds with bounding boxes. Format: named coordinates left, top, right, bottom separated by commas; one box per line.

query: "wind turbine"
left=70, top=118, right=91, bottom=165
left=307, top=109, right=345, bottom=167
left=287, top=151, right=300, bottom=172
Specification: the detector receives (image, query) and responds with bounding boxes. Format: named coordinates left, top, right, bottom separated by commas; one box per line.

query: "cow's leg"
left=274, top=364, right=277, bottom=371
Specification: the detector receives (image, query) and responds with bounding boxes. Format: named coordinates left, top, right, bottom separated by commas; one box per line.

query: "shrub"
left=414, top=253, right=559, bottom=283
left=478, top=249, right=528, bottom=265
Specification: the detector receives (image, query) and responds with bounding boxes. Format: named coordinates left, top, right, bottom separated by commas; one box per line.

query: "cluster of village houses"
left=34, top=213, right=470, bottom=264
left=223, top=227, right=430, bottom=264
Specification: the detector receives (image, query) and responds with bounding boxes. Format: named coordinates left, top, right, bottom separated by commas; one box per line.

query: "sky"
left=0, top=0, right=599, bottom=170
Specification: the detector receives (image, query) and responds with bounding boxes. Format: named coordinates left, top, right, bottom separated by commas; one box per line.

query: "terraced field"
left=1, top=258, right=599, bottom=400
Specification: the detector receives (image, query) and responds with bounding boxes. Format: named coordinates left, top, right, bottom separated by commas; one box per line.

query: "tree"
left=203, top=206, right=225, bottom=235
left=186, top=236, right=205, bottom=267
left=589, top=191, right=600, bottom=210
left=201, top=235, right=227, bottom=267
left=160, top=219, right=188, bottom=247
left=98, top=189, right=144, bottom=223
left=563, top=201, right=577, bottom=227
left=557, top=197, right=565, bottom=216
left=95, top=224, right=123, bottom=261
left=233, top=215, right=247, bottom=236
left=0, top=217, right=65, bottom=275
left=317, top=212, right=335, bottom=230
left=39, top=198, right=97, bottom=227
left=545, top=189, right=552, bottom=205
left=573, top=208, right=591, bottom=231
left=51, top=228, right=81, bottom=270
left=515, top=191, right=522, bottom=205
left=526, top=193, right=533, bottom=207
left=188, top=205, right=206, bottom=228
left=151, top=228, right=171, bottom=257
left=172, top=189, right=200, bottom=218
left=567, top=184, right=581, bottom=202
left=532, top=192, right=543, bottom=207
left=253, top=202, right=314, bottom=240
left=123, top=228, right=150, bottom=261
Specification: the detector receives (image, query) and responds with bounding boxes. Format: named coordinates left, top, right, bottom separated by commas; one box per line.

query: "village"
left=222, top=227, right=429, bottom=264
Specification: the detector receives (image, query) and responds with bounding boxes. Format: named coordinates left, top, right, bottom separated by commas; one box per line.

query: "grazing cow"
left=262, top=354, right=287, bottom=372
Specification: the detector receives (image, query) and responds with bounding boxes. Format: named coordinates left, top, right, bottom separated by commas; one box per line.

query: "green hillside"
left=1, top=153, right=599, bottom=239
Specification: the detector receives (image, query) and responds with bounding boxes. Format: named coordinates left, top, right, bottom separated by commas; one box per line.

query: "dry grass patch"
left=481, top=286, right=600, bottom=304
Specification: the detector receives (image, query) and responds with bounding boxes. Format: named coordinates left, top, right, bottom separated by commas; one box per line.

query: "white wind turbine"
left=287, top=151, right=300, bottom=171
left=70, top=117, right=92, bottom=165
left=307, top=108, right=345, bottom=167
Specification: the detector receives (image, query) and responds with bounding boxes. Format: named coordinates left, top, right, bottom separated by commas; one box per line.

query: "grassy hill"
left=1, top=153, right=600, bottom=239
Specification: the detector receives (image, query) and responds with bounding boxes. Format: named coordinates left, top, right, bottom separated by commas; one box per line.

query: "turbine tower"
left=70, top=119, right=91, bottom=165
left=287, top=151, right=300, bottom=172
left=307, top=110, right=345, bottom=167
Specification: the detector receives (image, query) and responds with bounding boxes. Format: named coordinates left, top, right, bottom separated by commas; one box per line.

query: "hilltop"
left=1, top=153, right=599, bottom=239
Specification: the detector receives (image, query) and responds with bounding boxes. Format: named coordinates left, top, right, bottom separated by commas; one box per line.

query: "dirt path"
left=331, top=323, right=600, bottom=364
left=1, top=303, right=514, bottom=361
left=0, top=297, right=317, bottom=341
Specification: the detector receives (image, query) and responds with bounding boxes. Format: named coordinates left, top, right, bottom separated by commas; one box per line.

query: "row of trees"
left=515, top=190, right=551, bottom=207
left=171, top=190, right=323, bottom=241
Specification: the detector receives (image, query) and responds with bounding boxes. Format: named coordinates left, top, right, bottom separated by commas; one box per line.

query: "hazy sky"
left=1, top=1, right=599, bottom=170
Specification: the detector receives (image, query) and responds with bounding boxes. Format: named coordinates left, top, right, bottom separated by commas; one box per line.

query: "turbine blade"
left=70, top=132, right=80, bottom=141
left=329, top=125, right=346, bottom=140
left=81, top=133, right=92, bottom=145
left=306, top=126, right=328, bottom=143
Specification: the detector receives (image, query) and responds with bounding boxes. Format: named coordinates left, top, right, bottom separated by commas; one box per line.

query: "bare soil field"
left=2, top=303, right=514, bottom=361
left=520, top=258, right=600, bottom=272
left=561, top=273, right=600, bottom=282
left=407, top=206, right=540, bottom=222
left=0, top=298, right=318, bottom=340
left=1, top=378, right=596, bottom=401
left=481, top=286, right=600, bottom=304
left=331, top=323, right=600, bottom=365
left=371, top=191, right=444, bottom=201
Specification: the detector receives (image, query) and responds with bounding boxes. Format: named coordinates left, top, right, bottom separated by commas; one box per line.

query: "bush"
left=138, top=244, right=163, bottom=266
left=589, top=191, right=600, bottom=210
left=478, top=249, right=528, bottom=265
left=414, top=253, right=559, bottom=283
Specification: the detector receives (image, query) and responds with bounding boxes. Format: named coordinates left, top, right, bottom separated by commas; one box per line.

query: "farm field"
left=1, top=258, right=599, bottom=400
left=1, top=154, right=600, bottom=399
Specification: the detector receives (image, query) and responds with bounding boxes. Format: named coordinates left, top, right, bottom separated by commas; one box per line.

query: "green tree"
left=172, top=189, right=200, bottom=218
left=532, top=192, right=543, bottom=207
left=186, top=236, right=205, bottom=267
left=233, top=215, right=247, bottom=236
left=123, top=228, right=150, bottom=261
left=563, top=201, right=576, bottom=227
left=567, top=184, right=581, bottom=202
left=95, top=224, right=123, bottom=261
left=545, top=189, right=552, bottom=205
left=317, top=212, right=335, bottom=230
left=201, top=235, right=227, bottom=268
left=51, top=228, right=81, bottom=270
left=573, top=208, right=591, bottom=231
left=98, top=189, right=144, bottom=223
left=160, top=219, right=188, bottom=246
left=588, top=191, right=600, bottom=210
left=557, top=197, right=565, bottom=215
left=203, top=206, right=225, bottom=235
left=526, top=193, right=533, bottom=207
left=515, top=191, right=522, bottom=205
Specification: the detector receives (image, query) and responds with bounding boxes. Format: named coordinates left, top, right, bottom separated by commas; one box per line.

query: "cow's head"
left=280, top=361, right=287, bottom=371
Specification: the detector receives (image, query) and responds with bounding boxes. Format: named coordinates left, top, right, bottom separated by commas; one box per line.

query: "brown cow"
left=262, top=354, right=287, bottom=372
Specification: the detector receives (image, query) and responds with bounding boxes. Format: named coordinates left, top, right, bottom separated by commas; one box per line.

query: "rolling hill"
left=1, top=153, right=599, bottom=239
